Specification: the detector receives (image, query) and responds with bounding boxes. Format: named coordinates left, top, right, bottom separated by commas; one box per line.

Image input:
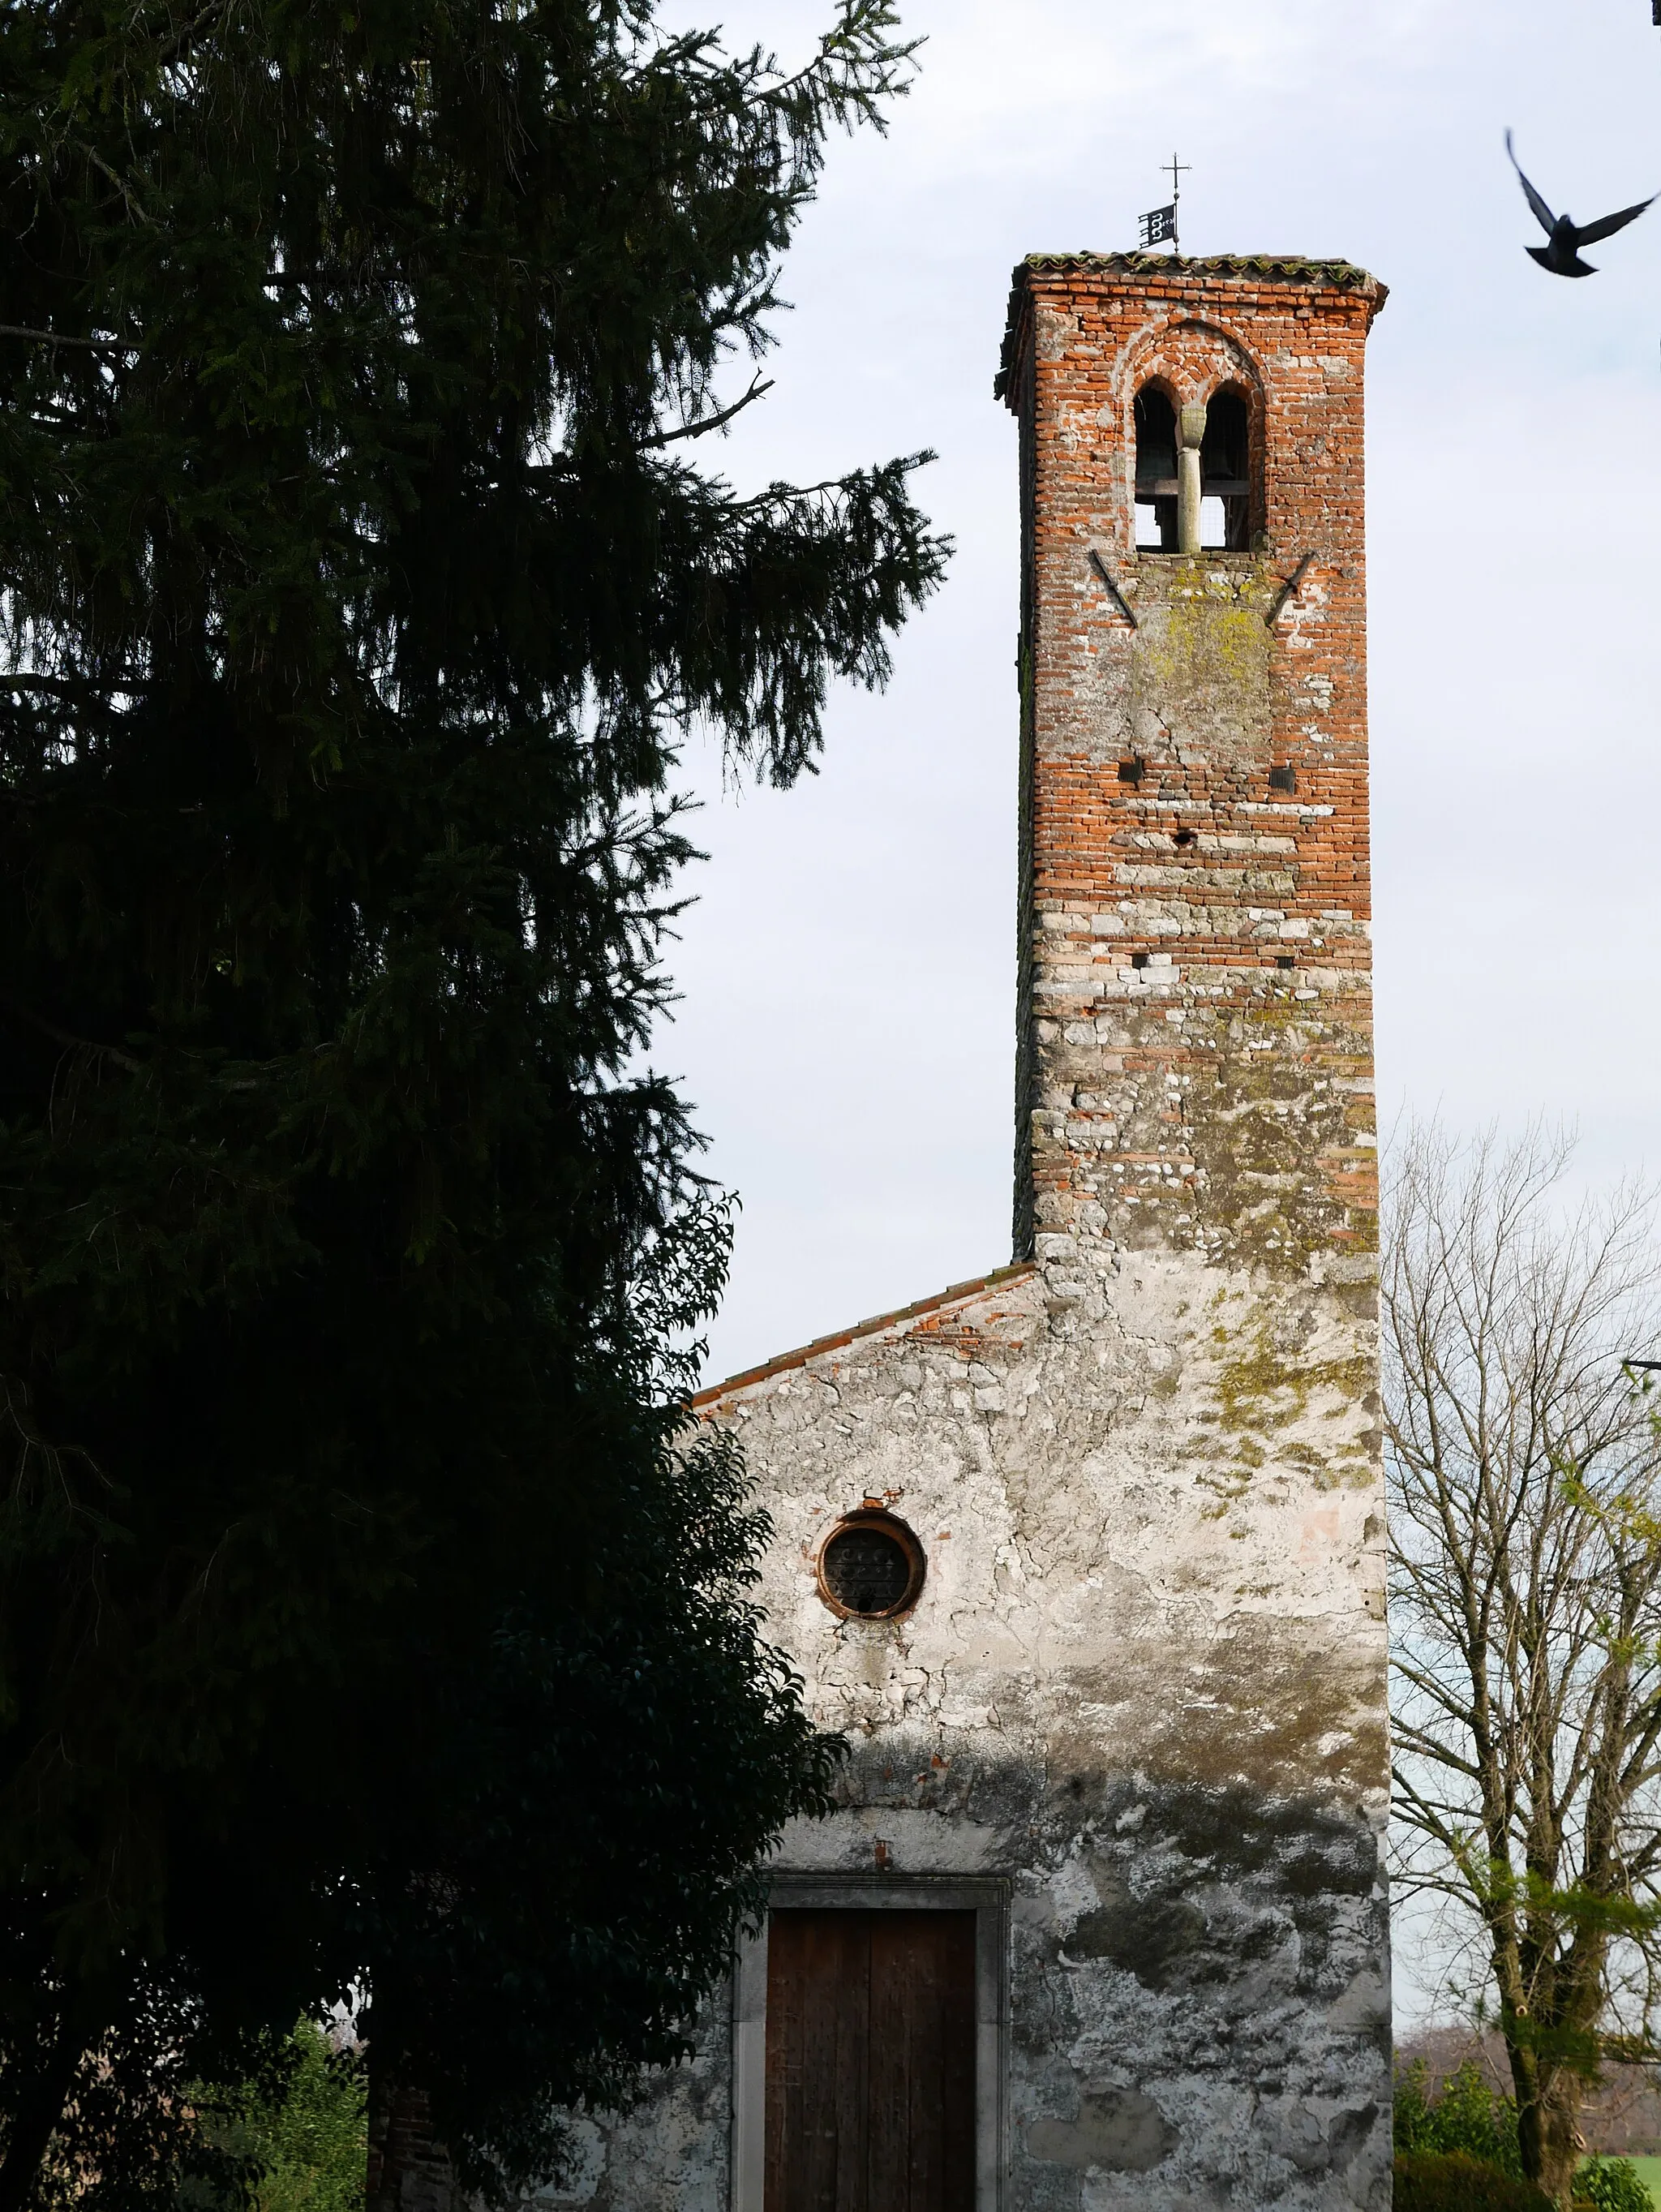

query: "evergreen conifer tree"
left=0, top=0, right=946, bottom=2200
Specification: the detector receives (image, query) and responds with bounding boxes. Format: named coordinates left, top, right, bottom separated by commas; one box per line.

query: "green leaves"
left=1577, top=2159, right=1655, bottom=2212
left=1395, top=2058, right=1526, bottom=2177
left=187, top=2022, right=368, bottom=2212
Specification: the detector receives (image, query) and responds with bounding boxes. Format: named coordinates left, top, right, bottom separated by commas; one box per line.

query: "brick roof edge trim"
left=993, top=251, right=1388, bottom=403
left=689, top=1262, right=1040, bottom=1410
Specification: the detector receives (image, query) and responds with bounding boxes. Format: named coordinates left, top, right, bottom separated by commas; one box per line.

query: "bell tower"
left=998, top=251, right=1384, bottom=1283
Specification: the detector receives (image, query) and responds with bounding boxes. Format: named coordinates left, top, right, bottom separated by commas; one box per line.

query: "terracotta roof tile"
left=689, top=1262, right=1039, bottom=1410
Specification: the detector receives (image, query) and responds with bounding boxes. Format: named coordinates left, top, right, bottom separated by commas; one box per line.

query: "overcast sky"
left=655, top=0, right=1661, bottom=1385
left=647, top=0, right=1661, bottom=2025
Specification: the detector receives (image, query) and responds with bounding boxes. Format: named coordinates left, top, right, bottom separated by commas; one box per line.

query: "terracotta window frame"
left=814, top=1509, right=928, bottom=1621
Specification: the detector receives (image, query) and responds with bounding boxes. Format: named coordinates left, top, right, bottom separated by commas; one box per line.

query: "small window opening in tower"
left=1134, top=386, right=1178, bottom=551
left=1200, top=387, right=1252, bottom=548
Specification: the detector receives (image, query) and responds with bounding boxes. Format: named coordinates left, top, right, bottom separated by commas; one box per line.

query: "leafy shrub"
left=1394, top=2151, right=1556, bottom=2212
left=190, top=2021, right=367, bottom=2212
left=251, top=2022, right=367, bottom=2212
left=1396, top=2058, right=1525, bottom=2179
left=1577, top=2159, right=1655, bottom=2212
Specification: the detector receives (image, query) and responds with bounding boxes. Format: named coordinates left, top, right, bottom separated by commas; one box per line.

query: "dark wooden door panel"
left=765, top=1909, right=976, bottom=2212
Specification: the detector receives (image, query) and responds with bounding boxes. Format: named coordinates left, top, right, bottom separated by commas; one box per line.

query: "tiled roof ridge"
left=1018, top=250, right=1381, bottom=286
left=689, top=1261, right=1039, bottom=1408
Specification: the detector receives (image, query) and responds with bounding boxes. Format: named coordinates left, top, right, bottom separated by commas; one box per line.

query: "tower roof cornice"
left=994, top=251, right=1388, bottom=402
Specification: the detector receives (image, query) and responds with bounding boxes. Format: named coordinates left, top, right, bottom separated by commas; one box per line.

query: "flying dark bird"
left=1506, top=129, right=1655, bottom=276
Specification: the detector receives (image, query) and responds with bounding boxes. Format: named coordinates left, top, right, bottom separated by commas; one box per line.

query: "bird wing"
left=1572, top=194, right=1657, bottom=247
left=1506, top=128, right=1560, bottom=236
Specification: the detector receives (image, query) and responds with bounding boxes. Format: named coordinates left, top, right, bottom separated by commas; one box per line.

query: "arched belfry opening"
left=1133, top=384, right=1178, bottom=550
left=1200, top=384, right=1252, bottom=548
left=1137, top=378, right=1255, bottom=552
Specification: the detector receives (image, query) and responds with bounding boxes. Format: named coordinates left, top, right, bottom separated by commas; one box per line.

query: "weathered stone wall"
left=520, top=257, right=1392, bottom=2212
left=556, top=1252, right=1389, bottom=2211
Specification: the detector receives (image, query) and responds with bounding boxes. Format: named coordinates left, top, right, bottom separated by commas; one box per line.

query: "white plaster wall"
left=575, top=1250, right=1390, bottom=2212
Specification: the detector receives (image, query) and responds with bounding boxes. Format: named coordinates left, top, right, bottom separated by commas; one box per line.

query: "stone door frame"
left=731, top=1873, right=1011, bottom=2212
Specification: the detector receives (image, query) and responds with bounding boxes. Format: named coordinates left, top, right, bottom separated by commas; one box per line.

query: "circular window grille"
left=817, top=1512, right=925, bottom=1621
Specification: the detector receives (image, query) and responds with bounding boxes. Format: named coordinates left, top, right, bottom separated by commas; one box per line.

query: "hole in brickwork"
left=1276, top=955, right=1297, bottom=970
left=1135, top=386, right=1178, bottom=551
left=1118, top=758, right=1144, bottom=786
left=1269, top=763, right=1297, bottom=793
left=1131, top=951, right=1151, bottom=969
left=817, top=1513, right=925, bottom=1621
left=1172, top=827, right=1197, bottom=849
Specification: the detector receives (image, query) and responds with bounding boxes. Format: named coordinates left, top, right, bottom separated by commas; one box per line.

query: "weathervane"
left=1139, top=153, right=1189, bottom=256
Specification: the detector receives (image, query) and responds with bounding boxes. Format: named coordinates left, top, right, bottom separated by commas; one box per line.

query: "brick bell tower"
left=997, top=252, right=1384, bottom=1280
left=987, top=256, right=1395, bottom=2199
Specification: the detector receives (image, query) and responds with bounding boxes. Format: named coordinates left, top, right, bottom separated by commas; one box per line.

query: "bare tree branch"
left=1388, top=1119, right=1661, bottom=2204
left=0, top=325, right=129, bottom=351
left=641, top=373, right=775, bottom=446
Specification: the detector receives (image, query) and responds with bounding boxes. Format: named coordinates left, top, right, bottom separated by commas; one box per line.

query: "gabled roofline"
left=690, top=1262, right=1039, bottom=1409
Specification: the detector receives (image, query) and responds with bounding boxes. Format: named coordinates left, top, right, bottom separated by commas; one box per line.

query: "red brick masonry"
left=999, top=254, right=1386, bottom=1269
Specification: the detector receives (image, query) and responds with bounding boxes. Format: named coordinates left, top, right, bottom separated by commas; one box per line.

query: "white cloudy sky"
left=655, top=0, right=1661, bottom=1387
left=646, top=0, right=1661, bottom=2025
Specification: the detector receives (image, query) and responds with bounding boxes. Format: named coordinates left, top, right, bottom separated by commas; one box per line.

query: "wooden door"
left=764, top=1909, right=977, bottom=2212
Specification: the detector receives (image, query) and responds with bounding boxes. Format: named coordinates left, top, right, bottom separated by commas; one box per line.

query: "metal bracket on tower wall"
left=1088, top=548, right=1138, bottom=629
left=1264, top=552, right=1315, bottom=629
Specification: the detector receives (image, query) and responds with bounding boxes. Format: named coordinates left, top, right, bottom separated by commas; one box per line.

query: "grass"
left=1618, top=2157, right=1661, bottom=2210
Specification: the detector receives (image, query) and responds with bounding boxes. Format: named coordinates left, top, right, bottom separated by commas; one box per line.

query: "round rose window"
left=816, top=1511, right=925, bottom=1620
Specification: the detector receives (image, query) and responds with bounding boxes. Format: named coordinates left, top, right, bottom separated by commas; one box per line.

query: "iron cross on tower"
left=1139, top=153, right=1190, bottom=254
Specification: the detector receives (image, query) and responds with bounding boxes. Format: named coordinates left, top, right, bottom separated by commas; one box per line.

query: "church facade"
left=556, top=251, right=1392, bottom=2212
